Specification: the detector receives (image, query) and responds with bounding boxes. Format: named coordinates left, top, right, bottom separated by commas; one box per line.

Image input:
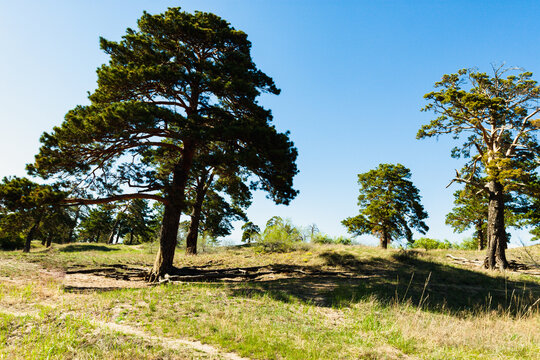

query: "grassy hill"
left=0, top=242, right=539, bottom=359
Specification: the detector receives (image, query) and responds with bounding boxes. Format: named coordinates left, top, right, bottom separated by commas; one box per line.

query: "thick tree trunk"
left=485, top=180, right=509, bottom=269
left=186, top=173, right=213, bottom=255
left=149, top=142, right=196, bottom=281
left=476, top=221, right=485, bottom=250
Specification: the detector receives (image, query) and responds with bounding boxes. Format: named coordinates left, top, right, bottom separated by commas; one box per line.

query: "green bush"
left=256, top=217, right=304, bottom=253
left=334, top=236, right=352, bottom=245
left=411, top=237, right=452, bottom=250
left=455, top=237, right=478, bottom=250
left=311, top=233, right=334, bottom=244
left=0, top=233, right=25, bottom=250
left=311, top=233, right=353, bottom=245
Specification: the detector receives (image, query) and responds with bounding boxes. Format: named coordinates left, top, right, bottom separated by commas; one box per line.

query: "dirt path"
left=103, top=321, right=249, bottom=360
left=0, top=305, right=250, bottom=360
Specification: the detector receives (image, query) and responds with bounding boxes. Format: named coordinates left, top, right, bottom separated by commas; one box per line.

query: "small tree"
left=342, top=164, right=429, bottom=249
left=418, top=66, right=540, bottom=269
left=446, top=185, right=489, bottom=250
left=241, top=221, right=260, bottom=244
left=0, top=177, right=64, bottom=252
left=77, top=205, right=115, bottom=242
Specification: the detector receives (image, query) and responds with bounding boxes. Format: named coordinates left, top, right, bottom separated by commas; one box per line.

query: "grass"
left=0, top=241, right=539, bottom=359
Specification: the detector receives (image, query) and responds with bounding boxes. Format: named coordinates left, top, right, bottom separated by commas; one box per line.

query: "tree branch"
left=62, top=193, right=166, bottom=206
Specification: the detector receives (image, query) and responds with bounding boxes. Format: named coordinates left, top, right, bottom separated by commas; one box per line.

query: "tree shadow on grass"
left=225, top=250, right=540, bottom=315
left=59, top=244, right=120, bottom=252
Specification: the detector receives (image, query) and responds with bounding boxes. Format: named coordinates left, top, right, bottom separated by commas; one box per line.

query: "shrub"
left=334, top=236, right=352, bottom=245
left=0, top=233, right=25, bottom=250
left=311, top=233, right=334, bottom=244
left=411, top=237, right=452, bottom=250
left=256, top=217, right=304, bottom=253
left=455, top=237, right=478, bottom=250
left=311, top=233, right=353, bottom=245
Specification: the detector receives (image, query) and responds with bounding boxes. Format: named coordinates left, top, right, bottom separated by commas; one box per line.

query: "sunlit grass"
left=0, top=242, right=538, bottom=359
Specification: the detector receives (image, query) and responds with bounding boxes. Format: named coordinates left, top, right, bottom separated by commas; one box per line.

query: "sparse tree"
left=307, top=223, right=319, bottom=242
left=342, top=164, right=429, bottom=249
left=418, top=66, right=540, bottom=268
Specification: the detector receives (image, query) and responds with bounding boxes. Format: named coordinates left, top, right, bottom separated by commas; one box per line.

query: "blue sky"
left=1, top=1, right=539, bottom=246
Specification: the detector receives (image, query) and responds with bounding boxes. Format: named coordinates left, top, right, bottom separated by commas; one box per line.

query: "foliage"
left=241, top=221, right=260, bottom=244
left=311, top=233, right=352, bottom=245
left=0, top=233, right=25, bottom=250
left=0, top=177, right=65, bottom=251
left=418, top=66, right=540, bottom=268
left=256, top=216, right=304, bottom=252
left=119, top=199, right=156, bottom=244
left=77, top=205, right=115, bottom=242
left=342, top=163, right=428, bottom=248
left=455, top=237, right=479, bottom=250
left=411, top=237, right=452, bottom=251
left=446, top=185, right=489, bottom=249
left=28, top=7, right=298, bottom=276
left=311, top=233, right=334, bottom=244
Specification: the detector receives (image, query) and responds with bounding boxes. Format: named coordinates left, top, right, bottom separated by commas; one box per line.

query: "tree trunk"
left=149, top=142, right=196, bottom=281
left=23, top=219, right=40, bottom=253
left=107, top=229, right=116, bottom=244
left=485, top=180, right=508, bottom=269
left=186, top=173, right=213, bottom=255
left=379, top=229, right=389, bottom=249
left=476, top=221, right=485, bottom=250
left=41, top=238, right=47, bottom=246
left=46, top=233, right=52, bottom=248
left=67, top=207, right=80, bottom=243
left=115, top=231, right=121, bottom=244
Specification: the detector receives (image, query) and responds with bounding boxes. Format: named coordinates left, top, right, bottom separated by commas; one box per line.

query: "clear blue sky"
left=1, top=1, right=539, bottom=246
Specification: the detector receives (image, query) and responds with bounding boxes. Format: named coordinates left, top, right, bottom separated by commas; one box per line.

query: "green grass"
left=0, top=241, right=539, bottom=359
left=0, top=308, right=219, bottom=359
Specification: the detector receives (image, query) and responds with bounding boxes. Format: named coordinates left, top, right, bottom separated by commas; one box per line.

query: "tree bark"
left=476, top=221, right=485, bottom=250
left=46, top=233, right=52, bottom=248
left=149, top=142, right=196, bottom=281
left=23, top=218, right=41, bottom=253
left=379, top=229, right=389, bottom=249
left=186, top=172, right=213, bottom=255
left=108, top=220, right=119, bottom=244
left=485, top=180, right=509, bottom=269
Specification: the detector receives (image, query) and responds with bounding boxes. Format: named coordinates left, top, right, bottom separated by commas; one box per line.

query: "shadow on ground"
left=59, top=244, right=120, bottom=253
left=222, top=250, right=540, bottom=315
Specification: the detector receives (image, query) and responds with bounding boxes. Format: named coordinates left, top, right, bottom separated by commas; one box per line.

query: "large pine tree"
left=29, top=8, right=298, bottom=280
